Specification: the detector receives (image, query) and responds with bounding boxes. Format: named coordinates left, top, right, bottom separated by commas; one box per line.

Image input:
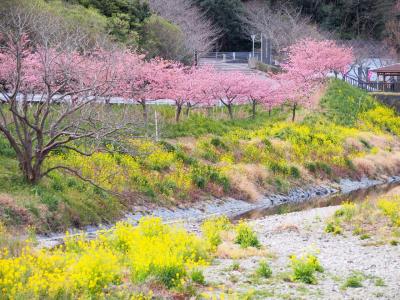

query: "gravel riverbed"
left=203, top=206, right=400, bottom=299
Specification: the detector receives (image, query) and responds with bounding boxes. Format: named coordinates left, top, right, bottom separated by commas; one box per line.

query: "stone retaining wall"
left=372, top=93, right=400, bottom=113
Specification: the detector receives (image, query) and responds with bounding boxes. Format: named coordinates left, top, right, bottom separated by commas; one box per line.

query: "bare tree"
left=147, top=0, right=221, bottom=56
left=340, top=40, right=398, bottom=81
left=385, top=1, right=400, bottom=54
left=242, top=0, right=323, bottom=57
left=0, top=1, right=140, bottom=185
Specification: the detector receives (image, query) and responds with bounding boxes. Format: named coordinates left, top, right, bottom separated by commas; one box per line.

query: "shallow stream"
left=233, top=181, right=400, bottom=221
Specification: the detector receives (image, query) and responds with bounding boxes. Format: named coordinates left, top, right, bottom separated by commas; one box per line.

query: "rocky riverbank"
left=37, top=176, right=400, bottom=248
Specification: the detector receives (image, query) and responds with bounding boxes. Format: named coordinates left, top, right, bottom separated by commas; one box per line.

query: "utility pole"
left=154, top=110, right=159, bottom=141
left=194, top=49, right=198, bottom=67
left=251, top=34, right=256, bottom=58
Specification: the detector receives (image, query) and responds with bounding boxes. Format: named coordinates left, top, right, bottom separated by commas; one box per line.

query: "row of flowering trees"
left=0, top=29, right=353, bottom=183
left=110, top=38, right=354, bottom=123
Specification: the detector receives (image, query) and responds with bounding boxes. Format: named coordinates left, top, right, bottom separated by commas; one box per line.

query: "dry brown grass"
left=353, top=151, right=400, bottom=177
left=345, top=137, right=365, bottom=152
left=216, top=241, right=268, bottom=259
left=357, top=132, right=397, bottom=149
left=172, top=137, right=198, bottom=152
left=0, top=194, right=33, bottom=226
left=273, top=223, right=300, bottom=233
left=224, top=164, right=269, bottom=201
left=213, top=229, right=268, bottom=259
left=383, top=186, right=400, bottom=197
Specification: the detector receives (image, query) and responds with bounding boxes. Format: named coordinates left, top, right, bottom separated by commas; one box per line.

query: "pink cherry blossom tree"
left=151, top=60, right=190, bottom=123
left=0, top=31, right=138, bottom=184
left=209, top=71, right=250, bottom=120
left=183, top=66, right=217, bottom=117
left=246, top=74, right=282, bottom=118
left=277, top=39, right=353, bottom=121
left=112, top=53, right=168, bottom=125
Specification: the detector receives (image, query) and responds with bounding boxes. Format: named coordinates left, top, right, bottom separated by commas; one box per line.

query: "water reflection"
left=233, top=182, right=400, bottom=221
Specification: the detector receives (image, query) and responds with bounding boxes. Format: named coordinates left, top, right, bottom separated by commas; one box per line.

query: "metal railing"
left=343, top=75, right=400, bottom=93
left=200, top=52, right=262, bottom=63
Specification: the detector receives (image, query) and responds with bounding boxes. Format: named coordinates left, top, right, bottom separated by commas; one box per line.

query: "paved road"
left=199, top=57, right=264, bottom=76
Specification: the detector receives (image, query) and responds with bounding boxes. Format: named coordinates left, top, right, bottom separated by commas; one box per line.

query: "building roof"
left=371, top=63, right=400, bottom=75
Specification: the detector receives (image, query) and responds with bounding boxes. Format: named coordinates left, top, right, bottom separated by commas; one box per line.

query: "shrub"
left=375, top=277, right=385, bottom=287
left=289, top=166, right=301, bottom=178
left=289, top=254, right=324, bottom=284
left=325, top=222, right=342, bottom=235
left=191, top=164, right=229, bottom=191
left=269, top=161, right=290, bottom=175
left=190, top=269, right=205, bottom=285
left=359, top=233, right=370, bottom=240
left=230, top=261, right=240, bottom=271
left=234, top=221, right=260, bottom=249
left=334, top=202, right=356, bottom=221
left=343, top=273, right=364, bottom=288
left=256, top=260, right=272, bottom=278
left=210, top=137, right=227, bottom=150
left=305, top=162, right=332, bottom=176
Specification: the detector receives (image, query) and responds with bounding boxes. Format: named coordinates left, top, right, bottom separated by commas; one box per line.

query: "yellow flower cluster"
left=46, top=139, right=226, bottom=201
left=378, top=197, right=400, bottom=227
left=195, top=119, right=363, bottom=174
left=0, top=217, right=208, bottom=299
left=201, top=216, right=231, bottom=250
left=360, top=106, right=400, bottom=137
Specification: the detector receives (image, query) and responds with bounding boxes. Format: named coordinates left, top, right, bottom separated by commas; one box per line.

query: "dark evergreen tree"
left=193, top=0, right=250, bottom=51
left=65, top=0, right=151, bottom=45
left=286, top=0, right=396, bottom=40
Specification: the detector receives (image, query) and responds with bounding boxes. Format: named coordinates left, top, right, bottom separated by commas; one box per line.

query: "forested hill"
left=195, top=0, right=398, bottom=50
left=275, top=0, right=395, bottom=40
left=16, top=0, right=400, bottom=56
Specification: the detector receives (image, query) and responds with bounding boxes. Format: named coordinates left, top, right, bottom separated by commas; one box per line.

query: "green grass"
left=320, top=79, right=377, bottom=126
left=0, top=139, right=122, bottom=233
left=163, top=107, right=287, bottom=138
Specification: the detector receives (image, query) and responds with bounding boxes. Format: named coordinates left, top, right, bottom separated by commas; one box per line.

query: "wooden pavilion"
left=370, top=63, right=400, bottom=92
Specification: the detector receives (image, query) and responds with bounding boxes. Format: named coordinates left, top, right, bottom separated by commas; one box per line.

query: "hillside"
left=1, top=80, right=399, bottom=233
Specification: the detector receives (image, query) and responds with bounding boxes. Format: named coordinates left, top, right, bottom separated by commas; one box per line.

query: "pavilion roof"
left=371, top=63, right=400, bottom=75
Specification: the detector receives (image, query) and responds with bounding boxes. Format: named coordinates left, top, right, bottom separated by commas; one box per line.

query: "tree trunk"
left=206, top=106, right=212, bottom=117
left=292, top=103, right=297, bottom=122
left=19, top=158, right=41, bottom=184
left=175, top=105, right=182, bottom=123
left=251, top=100, right=257, bottom=119
left=227, top=104, right=234, bottom=120
left=268, top=107, right=271, bottom=116
left=185, top=103, right=191, bottom=117
left=141, top=101, right=148, bottom=124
